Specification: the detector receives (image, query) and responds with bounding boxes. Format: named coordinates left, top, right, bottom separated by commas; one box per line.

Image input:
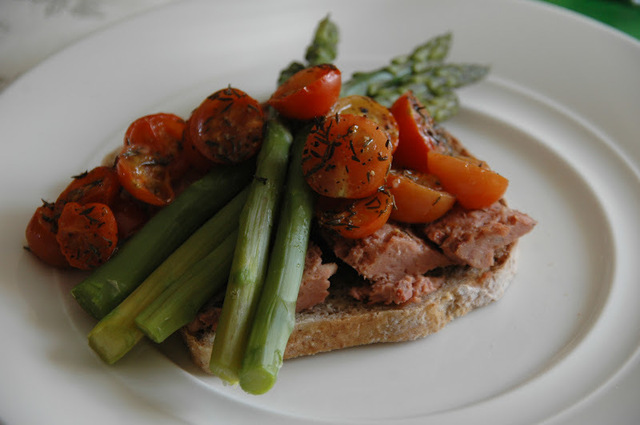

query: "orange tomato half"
left=386, top=169, right=456, bottom=223
left=427, top=151, right=509, bottom=210
left=316, top=189, right=393, bottom=239
left=302, top=114, right=392, bottom=199
left=328, top=95, right=399, bottom=153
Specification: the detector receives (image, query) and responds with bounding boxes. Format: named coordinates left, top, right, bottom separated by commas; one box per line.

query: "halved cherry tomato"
left=386, top=169, right=456, bottom=223
left=110, top=190, right=154, bottom=241
left=268, top=64, right=341, bottom=120
left=302, top=114, right=392, bottom=199
left=56, top=202, right=118, bottom=270
left=182, top=117, right=214, bottom=174
left=328, top=95, right=399, bottom=153
left=427, top=151, right=509, bottom=210
left=316, top=188, right=393, bottom=239
left=188, top=87, right=265, bottom=164
left=390, top=91, right=438, bottom=173
left=116, top=113, right=187, bottom=206
left=25, top=203, right=69, bottom=268
left=54, top=166, right=121, bottom=216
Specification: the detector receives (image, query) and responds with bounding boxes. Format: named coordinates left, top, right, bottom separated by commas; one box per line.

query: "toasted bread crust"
left=181, top=241, right=518, bottom=371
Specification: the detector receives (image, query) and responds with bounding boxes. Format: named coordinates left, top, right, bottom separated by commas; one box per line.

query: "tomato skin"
left=269, top=64, right=341, bottom=120
left=56, top=202, right=118, bottom=270
left=116, top=113, right=187, bottom=206
left=302, top=114, right=392, bottom=199
left=25, top=203, right=69, bottom=268
left=110, top=190, right=154, bottom=241
left=316, top=188, right=393, bottom=239
left=386, top=169, right=456, bottom=223
left=54, top=166, right=121, bottom=216
left=427, top=151, right=509, bottom=210
left=328, top=95, right=399, bottom=153
left=188, top=87, right=265, bottom=164
left=390, top=92, right=438, bottom=173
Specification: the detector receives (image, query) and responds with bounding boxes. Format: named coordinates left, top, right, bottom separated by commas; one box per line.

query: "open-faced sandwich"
left=24, top=17, right=535, bottom=396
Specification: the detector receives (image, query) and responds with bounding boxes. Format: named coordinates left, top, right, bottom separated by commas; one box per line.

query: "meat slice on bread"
left=181, top=125, right=536, bottom=372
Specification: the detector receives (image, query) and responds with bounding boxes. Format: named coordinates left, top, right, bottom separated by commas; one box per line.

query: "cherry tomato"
left=316, top=188, right=393, bottom=239
left=390, top=92, right=438, bottom=173
left=268, top=64, right=341, bottom=120
left=25, top=203, right=69, bottom=268
left=56, top=202, right=118, bottom=270
left=54, top=166, right=121, bottom=216
left=110, top=190, right=154, bottom=241
left=302, top=114, right=392, bottom=199
left=182, top=117, right=214, bottom=174
left=328, top=95, right=399, bottom=153
left=188, top=87, right=265, bottom=164
left=116, top=113, right=187, bottom=206
left=427, top=151, right=509, bottom=210
left=386, top=169, right=456, bottom=223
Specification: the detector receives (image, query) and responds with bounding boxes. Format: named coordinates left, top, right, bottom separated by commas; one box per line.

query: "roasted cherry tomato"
left=188, top=87, right=265, bottom=164
left=54, top=166, right=121, bottom=216
left=328, top=95, right=399, bottom=153
left=25, top=203, right=69, bottom=268
left=316, top=188, right=393, bottom=239
left=182, top=117, right=214, bottom=174
left=386, top=169, right=456, bottom=223
left=268, top=64, right=341, bottom=120
left=390, top=91, right=438, bottom=173
left=302, top=114, right=392, bottom=199
left=56, top=202, right=118, bottom=270
left=116, top=113, right=187, bottom=206
left=427, top=151, right=509, bottom=210
left=110, top=190, right=154, bottom=241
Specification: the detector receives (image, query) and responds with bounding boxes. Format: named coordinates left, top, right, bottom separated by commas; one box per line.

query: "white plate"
left=1, top=0, right=639, bottom=424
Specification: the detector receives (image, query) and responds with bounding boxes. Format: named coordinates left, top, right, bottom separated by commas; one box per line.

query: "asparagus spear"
left=135, top=230, right=238, bottom=343
left=87, top=188, right=248, bottom=364
left=340, top=32, right=488, bottom=120
left=340, top=32, right=452, bottom=97
left=304, top=15, right=339, bottom=66
left=209, top=117, right=293, bottom=384
left=239, top=126, right=315, bottom=394
left=71, top=162, right=253, bottom=320
left=278, top=15, right=339, bottom=85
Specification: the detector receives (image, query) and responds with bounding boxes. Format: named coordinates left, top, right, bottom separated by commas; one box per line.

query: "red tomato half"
left=390, top=92, right=438, bottom=173
left=316, top=188, right=393, bottom=239
left=268, top=64, right=342, bottom=120
left=302, top=114, right=392, bottom=199
left=116, top=113, right=187, bottom=206
left=188, top=87, right=265, bottom=164
left=386, top=169, right=455, bottom=223
left=56, top=202, right=118, bottom=270
left=25, top=203, right=69, bottom=268
left=427, top=151, right=509, bottom=210
left=54, top=165, right=121, bottom=216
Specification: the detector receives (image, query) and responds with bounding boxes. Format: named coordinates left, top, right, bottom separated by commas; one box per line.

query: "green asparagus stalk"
left=340, top=32, right=452, bottom=98
left=135, top=230, right=238, bottom=343
left=278, top=15, right=340, bottom=85
left=239, top=127, right=315, bottom=395
left=209, top=117, right=293, bottom=384
left=71, top=162, right=253, bottom=320
left=340, top=32, right=489, bottom=121
left=304, top=15, right=339, bottom=66
left=86, top=188, right=249, bottom=364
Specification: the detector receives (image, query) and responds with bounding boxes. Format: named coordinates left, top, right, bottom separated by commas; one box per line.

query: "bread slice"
left=181, top=124, right=528, bottom=372
left=181, top=240, right=518, bottom=371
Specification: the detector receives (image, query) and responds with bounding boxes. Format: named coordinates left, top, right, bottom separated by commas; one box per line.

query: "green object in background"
left=540, top=0, right=640, bottom=40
